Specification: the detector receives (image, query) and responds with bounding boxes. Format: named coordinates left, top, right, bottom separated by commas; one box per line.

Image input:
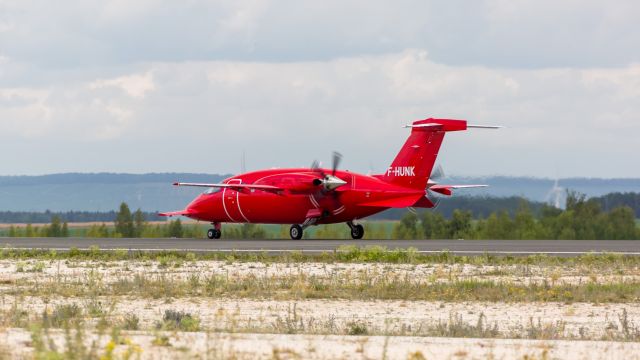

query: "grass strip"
left=9, top=272, right=640, bottom=303
left=2, top=245, right=640, bottom=268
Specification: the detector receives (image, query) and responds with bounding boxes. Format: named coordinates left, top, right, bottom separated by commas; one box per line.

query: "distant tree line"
left=102, top=203, right=193, bottom=238
left=592, top=192, right=640, bottom=217
left=5, top=216, right=70, bottom=238
left=393, top=191, right=639, bottom=240
left=1, top=202, right=270, bottom=239
left=0, top=210, right=163, bottom=224
left=377, top=192, right=640, bottom=220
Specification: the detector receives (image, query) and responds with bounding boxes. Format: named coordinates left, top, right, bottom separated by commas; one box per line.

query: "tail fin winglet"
left=383, top=118, right=499, bottom=190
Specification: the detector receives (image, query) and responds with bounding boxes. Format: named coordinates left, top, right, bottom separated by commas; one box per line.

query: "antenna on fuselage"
left=241, top=150, right=246, bottom=174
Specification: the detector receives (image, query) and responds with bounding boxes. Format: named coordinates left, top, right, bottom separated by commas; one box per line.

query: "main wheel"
left=207, top=229, right=222, bottom=239
left=290, top=224, right=303, bottom=240
left=350, top=224, right=364, bottom=239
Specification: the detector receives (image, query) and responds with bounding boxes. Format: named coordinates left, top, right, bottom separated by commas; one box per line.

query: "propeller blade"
left=430, top=164, right=445, bottom=181
left=332, top=151, right=342, bottom=176
left=426, top=190, right=442, bottom=210
left=311, top=160, right=326, bottom=179
left=310, top=160, right=319, bottom=171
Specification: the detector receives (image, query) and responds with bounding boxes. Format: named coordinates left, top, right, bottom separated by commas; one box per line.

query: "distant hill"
left=0, top=173, right=638, bottom=213
left=0, top=173, right=230, bottom=212
left=443, top=176, right=640, bottom=201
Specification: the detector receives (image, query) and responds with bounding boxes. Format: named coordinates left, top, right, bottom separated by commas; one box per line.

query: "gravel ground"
left=1, top=259, right=637, bottom=286
left=2, top=328, right=640, bottom=360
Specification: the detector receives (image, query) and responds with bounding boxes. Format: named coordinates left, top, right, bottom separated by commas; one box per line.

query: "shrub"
left=155, top=310, right=200, bottom=332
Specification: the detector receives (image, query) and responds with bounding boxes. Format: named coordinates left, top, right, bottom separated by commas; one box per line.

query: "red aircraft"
left=160, top=118, right=499, bottom=239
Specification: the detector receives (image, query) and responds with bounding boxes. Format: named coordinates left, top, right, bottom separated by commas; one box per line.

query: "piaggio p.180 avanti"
left=161, top=118, right=500, bottom=239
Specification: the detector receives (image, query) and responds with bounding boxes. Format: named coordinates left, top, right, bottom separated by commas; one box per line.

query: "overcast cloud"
left=1, top=0, right=639, bottom=177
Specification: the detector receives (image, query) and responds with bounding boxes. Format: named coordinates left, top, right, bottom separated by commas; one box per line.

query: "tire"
left=207, top=229, right=222, bottom=239
left=350, top=224, right=364, bottom=239
left=290, top=224, right=303, bottom=240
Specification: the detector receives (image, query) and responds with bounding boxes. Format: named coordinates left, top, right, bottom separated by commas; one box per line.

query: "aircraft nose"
left=187, top=195, right=208, bottom=214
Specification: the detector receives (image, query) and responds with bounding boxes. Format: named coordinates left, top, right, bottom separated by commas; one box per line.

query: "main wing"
left=173, top=182, right=283, bottom=193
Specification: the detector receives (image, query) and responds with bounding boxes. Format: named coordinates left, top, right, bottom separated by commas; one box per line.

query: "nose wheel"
left=207, top=228, right=221, bottom=239
left=289, top=224, right=303, bottom=240
left=347, top=222, right=364, bottom=239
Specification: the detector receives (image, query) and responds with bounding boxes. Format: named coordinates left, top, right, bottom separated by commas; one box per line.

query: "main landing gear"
left=289, top=218, right=317, bottom=240
left=207, top=223, right=222, bottom=239
left=288, top=221, right=365, bottom=240
left=289, top=224, right=303, bottom=240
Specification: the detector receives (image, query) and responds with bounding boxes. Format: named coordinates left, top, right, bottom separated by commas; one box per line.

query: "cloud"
left=1, top=1, right=639, bottom=177
left=89, top=72, right=155, bottom=99
left=1, top=1, right=640, bottom=69
left=1, top=50, right=639, bottom=177
left=0, top=82, right=138, bottom=141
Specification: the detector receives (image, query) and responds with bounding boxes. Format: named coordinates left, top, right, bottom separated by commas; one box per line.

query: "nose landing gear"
left=347, top=221, right=364, bottom=239
left=207, top=223, right=222, bottom=239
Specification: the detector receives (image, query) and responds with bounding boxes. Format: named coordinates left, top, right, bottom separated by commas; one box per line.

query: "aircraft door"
left=222, top=179, right=249, bottom=223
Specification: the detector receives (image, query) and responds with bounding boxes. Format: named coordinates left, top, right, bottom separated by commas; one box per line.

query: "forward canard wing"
left=159, top=210, right=194, bottom=217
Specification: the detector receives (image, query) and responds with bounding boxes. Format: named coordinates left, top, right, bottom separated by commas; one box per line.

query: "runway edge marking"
left=2, top=247, right=640, bottom=256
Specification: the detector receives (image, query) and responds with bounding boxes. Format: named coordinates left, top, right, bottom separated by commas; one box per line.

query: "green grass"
left=2, top=245, right=640, bottom=268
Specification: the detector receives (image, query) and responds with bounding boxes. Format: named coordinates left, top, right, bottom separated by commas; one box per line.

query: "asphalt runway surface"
left=0, top=238, right=639, bottom=256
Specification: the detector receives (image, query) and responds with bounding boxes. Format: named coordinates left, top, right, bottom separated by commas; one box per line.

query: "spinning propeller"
left=311, top=151, right=347, bottom=191
left=425, top=164, right=445, bottom=208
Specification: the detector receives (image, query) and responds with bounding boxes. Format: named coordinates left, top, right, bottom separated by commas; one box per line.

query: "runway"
left=0, top=238, right=639, bottom=256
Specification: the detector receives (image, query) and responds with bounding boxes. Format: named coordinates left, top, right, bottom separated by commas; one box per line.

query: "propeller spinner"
left=311, top=151, right=347, bottom=191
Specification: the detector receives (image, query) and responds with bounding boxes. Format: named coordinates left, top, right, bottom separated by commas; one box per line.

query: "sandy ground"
left=2, top=328, right=640, bottom=360
left=1, top=259, right=638, bottom=286
left=1, top=259, right=639, bottom=359
left=1, top=296, right=638, bottom=340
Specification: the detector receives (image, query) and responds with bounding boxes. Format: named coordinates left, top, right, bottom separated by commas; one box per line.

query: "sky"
left=1, top=0, right=639, bottom=178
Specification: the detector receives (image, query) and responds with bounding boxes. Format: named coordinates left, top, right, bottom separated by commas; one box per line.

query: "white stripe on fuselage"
left=236, top=186, right=250, bottom=222
left=221, top=186, right=237, bottom=222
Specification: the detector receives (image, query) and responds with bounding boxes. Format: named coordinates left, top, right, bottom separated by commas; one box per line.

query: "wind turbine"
left=546, top=178, right=565, bottom=209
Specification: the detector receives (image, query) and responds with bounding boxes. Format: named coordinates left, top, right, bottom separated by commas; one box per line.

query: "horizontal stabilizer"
left=402, top=119, right=502, bottom=132
left=429, top=184, right=488, bottom=196
left=359, top=195, right=423, bottom=208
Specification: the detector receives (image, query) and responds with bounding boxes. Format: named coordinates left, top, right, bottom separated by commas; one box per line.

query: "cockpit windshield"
left=204, top=187, right=221, bottom=195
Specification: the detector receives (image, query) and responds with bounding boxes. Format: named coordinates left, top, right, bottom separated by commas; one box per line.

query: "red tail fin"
left=381, top=118, right=468, bottom=190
